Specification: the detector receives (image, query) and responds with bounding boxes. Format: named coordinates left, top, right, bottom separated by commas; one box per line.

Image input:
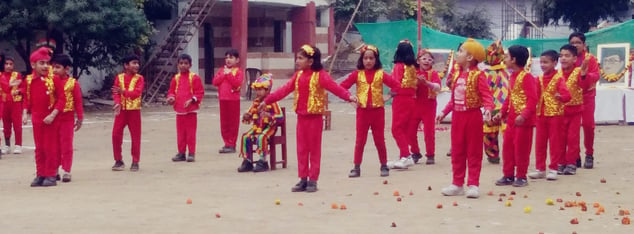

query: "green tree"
left=445, top=8, right=495, bottom=40
left=332, top=0, right=453, bottom=29
left=0, top=0, right=152, bottom=78
left=533, top=0, right=630, bottom=33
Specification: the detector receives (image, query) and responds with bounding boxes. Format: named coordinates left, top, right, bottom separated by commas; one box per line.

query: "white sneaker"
left=1, top=145, right=8, bottom=154
left=441, top=184, right=465, bottom=196
left=466, top=185, right=480, bottom=198
left=12, top=145, right=22, bottom=154
left=546, top=170, right=558, bottom=180
left=386, top=160, right=396, bottom=169
left=528, top=170, right=546, bottom=179
left=392, top=156, right=414, bottom=169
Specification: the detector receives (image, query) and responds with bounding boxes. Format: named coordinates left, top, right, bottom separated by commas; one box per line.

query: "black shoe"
left=237, top=159, right=253, bottom=172
left=186, top=154, right=195, bottom=162
left=487, top=157, right=500, bottom=164
left=291, top=179, right=308, bottom=192
left=584, top=155, right=594, bottom=169
left=495, top=176, right=514, bottom=186
left=253, top=160, right=269, bottom=172
left=112, top=160, right=125, bottom=171
left=130, top=162, right=139, bottom=172
left=56, top=174, right=61, bottom=181
left=306, top=180, right=318, bottom=192
left=576, top=158, right=582, bottom=168
left=557, top=164, right=565, bottom=175
left=380, top=165, right=389, bottom=177
left=172, top=153, right=186, bottom=162
left=411, top=153, right=423, bottom=164
left=42, top=176, right=57, bottom=187
left=62, top=173, right=71, bottom=183
left=426, top=155, right=435, bottom=165
left=30, top=176, right=44, bottom=187
left=446, top=151, right=451, bottom=157
left=218, top=146, right=236, bottom=154
left=563, top=164, right=576, bottom=175
left=348, top=168, right=360, bottom=178
left=512, top=178, right=528, bottom=187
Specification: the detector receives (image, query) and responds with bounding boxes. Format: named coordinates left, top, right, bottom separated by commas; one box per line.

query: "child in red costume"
left=569, top=32, right=600, bottom=169
left=1, top=56, right=24, bottom=155
left=559, top=44, right=590, bottom=175
left=409, top=49, right=441, bottom=165
left=528, top=50, right=571, bottom=181
left=213, top=49, right=244, bottom=154
left=237, top=73, right=283, bottom=173
left=437, top=38, right=494, bottom=198
left=386, top=40, right=418, bottom=169
left=493, top=45, right=537, bottom=187
left=340, top=45, right=399, bottom=177
left=111, top=55, right=144, bottom=172
left=167, top=54, right=205, bottom=163
left=263, top=45, right=357, bottom=192
left=23, top=47, right=67, bottom=187
left=51, top=54, right=84, bottom=183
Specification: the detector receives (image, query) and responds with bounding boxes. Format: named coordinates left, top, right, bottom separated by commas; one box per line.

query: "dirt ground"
left=0, top=98, right=633, bottom=234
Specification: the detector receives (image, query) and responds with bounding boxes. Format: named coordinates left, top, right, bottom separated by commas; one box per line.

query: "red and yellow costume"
left=24, top=48, right=67, bottom=178
left=264, top=69, right=352, bottom=181
left=112, top=73, right=144, bottom=163
left=409, top=68, right=441, bottom=158
left=483, top=41, right=509, bottom=161
left=391, top=62, right=418, bottom=158
left=534, top=70, right=571, bottom=172
left=499, top=70, right=537, bottom=180
left=167, top=71, right=204, bottom=155
left=58, top=75, right=84, bottom=173
left=340, top=69, right=399, bottom=165
left=575, top=52, right=600, bottom=157
left=212, top=66, right=243, bottom=148
left=0, top=71, right=23, bottom=147
left=442, top=66, right=494, bottom=187
left=561, top=67, right=591, bottom=166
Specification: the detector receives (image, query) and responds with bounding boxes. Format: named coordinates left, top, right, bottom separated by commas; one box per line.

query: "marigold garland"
left=599, top=61, right=632, bottom=82
left=438, top=50, right=454, bottom=78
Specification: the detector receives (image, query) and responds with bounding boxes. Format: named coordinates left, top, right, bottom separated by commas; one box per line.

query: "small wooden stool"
left=268, top=107, right=287, bottom=169
left=323, top=110, right=332, bottom=130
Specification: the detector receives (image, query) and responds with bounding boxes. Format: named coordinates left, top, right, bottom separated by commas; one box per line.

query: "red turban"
left=30, top=47, right=52, bottom=63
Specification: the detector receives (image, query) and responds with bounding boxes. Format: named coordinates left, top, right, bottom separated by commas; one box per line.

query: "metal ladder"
left=141, top=0, right=216, bottom=104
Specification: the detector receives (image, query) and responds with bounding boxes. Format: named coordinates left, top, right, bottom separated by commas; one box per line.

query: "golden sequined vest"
left=293, top=71, right=326, bottom=114
left=453, top=70, right=484, bottom=109
left=510, top=71, right=528, bottom=114
left=538, top=73, right=565, bottom=116
left=564, top=68, right=583, bottom=106
left=356, top=70, right=385, bottom=108
left=118, top=74, right=142, bottom=110
left=63, top=78, right=77, bottom=112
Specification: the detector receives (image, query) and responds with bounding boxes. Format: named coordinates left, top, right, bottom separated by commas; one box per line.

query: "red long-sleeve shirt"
left=59, top=76, right=84, bottom=121
left=537, top=70, right=571, bottom=116
left=0, top=72, right=24, bottom=103
left=390, top=63, right=417, bottom=96
left=212, top=67, right=243, bottom=101
left=23, top=73, right=67, bottom=123
left=265, top=69, right=351, bottom=116
left=575, top=52, right=600, bottom=97
left=339, top=69, right=399, bottom=108
left=415, top=68, right=442, bottom=103
left=442, top=66, right=495, bottom=116
left=112, top=73, right=144, bottom=109
left=501, top=70, right=538, bottom=126
left=167, top=72, right=205, bottom=114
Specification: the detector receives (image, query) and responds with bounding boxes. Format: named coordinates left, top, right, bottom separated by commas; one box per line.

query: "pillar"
left=291, top=2, right=316, bottom=52
left=232, top=0, right=248, bottom=72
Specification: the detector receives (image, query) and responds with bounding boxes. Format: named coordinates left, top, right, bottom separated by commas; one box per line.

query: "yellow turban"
left=462, top=38, right=486, bottom=63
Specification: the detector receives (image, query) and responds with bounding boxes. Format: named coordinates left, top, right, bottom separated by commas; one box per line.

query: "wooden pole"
left=417, top=0, right=422, bottom=49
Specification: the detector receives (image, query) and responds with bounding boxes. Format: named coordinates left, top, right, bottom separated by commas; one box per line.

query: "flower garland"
left=599, top=61, right=632, bottom=82
left=438, top=50, right=454, bottom=78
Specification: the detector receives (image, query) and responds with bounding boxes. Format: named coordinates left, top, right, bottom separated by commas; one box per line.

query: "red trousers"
left=112, top=110, right=141, bottom=163
left=582, top=96, right=595, bottom=156
left=296, top=115, right=323, bottom=181
left=450, top=110, right=484, bottom=187
left=59, top=113, right=75, bottom=173
left=535, top=116, right=565, bottom=171
left=409, top=101, right=436, bottom=156
left=219, top=100, right=240, bottom=147
left=502, top=125, right=533, bottom=179
left=353, top=108, right=387, bottom=165
left=3, top=101, right=22, bottom=145
left=391, top=96, right=415, bottom=157
left=562, top=113, right=582, bottom=165
left=32, top=120, right=61, bottom=177
left=176, top=113, right=197, bottom=155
